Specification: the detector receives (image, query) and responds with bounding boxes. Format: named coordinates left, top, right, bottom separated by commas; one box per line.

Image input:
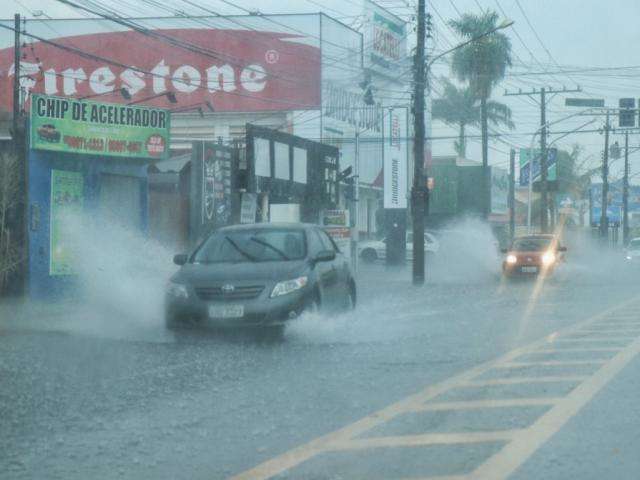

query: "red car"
left=502, top=234, right=567, bottom=277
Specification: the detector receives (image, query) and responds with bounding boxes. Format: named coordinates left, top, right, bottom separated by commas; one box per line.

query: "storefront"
left=27, top=94, right=170, bottom=297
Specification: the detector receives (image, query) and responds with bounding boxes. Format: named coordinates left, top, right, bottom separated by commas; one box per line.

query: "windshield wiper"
left=250, top=236, right=291, bottom=260
left=224, top=236, right=258, bottom=262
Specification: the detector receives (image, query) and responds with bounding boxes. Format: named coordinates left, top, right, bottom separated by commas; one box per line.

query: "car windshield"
left=192, top=229, right=306, bottom=263
left=512, top=237, right=552, bottom=251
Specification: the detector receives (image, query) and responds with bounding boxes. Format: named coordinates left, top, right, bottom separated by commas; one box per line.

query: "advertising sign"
left=491, top=166, right=509, bottom=214
left=322, top=209, right=351, bottom=257
left=362, top=0, right=407, bottom=77
left=240, top=192, right=257, bottom=224
left=590, top=182, right=640, bottom=226
left=50, top=170, right=83, bottom=275
left=519, top=148, right=558, bottom=186
left=383, top=107, right=408, bottom=209
left=0, top=20, right=321, bottom=113
left=30, top=94, right=170, bottom=159
left=191, top=142, right=235, bottom=243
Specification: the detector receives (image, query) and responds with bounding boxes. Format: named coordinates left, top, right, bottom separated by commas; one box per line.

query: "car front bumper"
left=165, top=287, right=310, bottom=328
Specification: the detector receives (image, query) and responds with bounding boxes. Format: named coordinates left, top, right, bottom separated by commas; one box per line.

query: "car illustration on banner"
left=37, top=124, right=61, bottom=143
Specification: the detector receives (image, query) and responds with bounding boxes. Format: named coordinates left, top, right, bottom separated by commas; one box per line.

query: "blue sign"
left=519, top=148, right=558, bottom=186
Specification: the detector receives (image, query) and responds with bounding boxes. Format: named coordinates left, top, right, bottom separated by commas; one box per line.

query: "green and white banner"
left=30, top=94, right=170, bottom=159
left=50, top=170, right=83, bottom=276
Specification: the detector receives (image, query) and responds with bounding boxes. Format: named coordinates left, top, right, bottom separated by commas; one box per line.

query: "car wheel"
left=361, top=248, right=377, bottom=263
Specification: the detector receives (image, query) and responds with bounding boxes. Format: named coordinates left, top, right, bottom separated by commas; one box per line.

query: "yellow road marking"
left=411, top=397, right=562, bottom=411
left=471, top=333, right=640, bottom=479
left=463, top=376, right=588, bottom=387
left=330, top=430, right=521, bottom=450
left=534, top=347, right=620, bottom=353
left=229, top=297, right=640, bottom=480
left=496, top=360, right=605, bottom=368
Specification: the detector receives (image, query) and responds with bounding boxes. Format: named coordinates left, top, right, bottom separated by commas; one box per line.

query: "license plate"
left=522, top=266, right=538, bottom=273
left=209, top=305, right=244, bottom=319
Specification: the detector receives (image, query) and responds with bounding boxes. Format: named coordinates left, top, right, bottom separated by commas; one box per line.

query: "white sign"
left=362, top=0, right=407, bottom=78
left=240, top=192, right=257, bottom=224
left=383, top=108, right=408, bottom=209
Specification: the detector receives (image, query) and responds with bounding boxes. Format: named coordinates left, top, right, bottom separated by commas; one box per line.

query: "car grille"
left=195, top=285, right=265, bottom=301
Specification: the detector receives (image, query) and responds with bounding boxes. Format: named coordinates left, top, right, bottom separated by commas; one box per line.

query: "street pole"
left=12, top=13, right=20, bottom=153
left=540, top=87, right=548, bottom=233
left=623, top=129, right=630, bottom=245
left=411, top=0, right=426, bottom=285
left=600, top=111, right=610, bottom=239
left=351, top=129, right=360, bottom=274
left=481, top=97, right=489, bottom=219
left=509, top=148, right=516, bottom=242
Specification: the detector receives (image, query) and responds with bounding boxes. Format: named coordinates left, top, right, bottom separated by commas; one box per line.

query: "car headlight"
left=542, top=252, right=556, bottom=265
left=270, top=276, right=308, bottom=298
left=167, top=281, right=189, bottom=299
left=626, top=255, right=633, bottom=261
left=506, top=254, right=517, bottom=264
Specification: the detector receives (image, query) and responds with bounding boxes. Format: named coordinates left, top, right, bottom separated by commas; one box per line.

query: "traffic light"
left=619, top=98, right=635, bottom=127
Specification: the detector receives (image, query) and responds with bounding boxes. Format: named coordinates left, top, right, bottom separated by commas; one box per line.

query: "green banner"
left=31, top=94, right=170, bottom=159
left=50, top=170, right=84, bottom=276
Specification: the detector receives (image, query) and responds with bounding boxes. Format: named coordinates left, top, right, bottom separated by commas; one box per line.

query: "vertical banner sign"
left=384, top=108, right=408, bottom=208
left=491, top=166, right=509, bottom=214
left=201, top=143, right=233, bottom=227
left=50, top=170, right=84, bottom=275
left=240, top=193, right=258, bottom=224
left=30, top=94, right=170, bottom=159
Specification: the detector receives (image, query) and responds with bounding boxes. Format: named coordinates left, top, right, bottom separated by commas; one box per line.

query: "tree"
left=449, top=10, right=513, bottom=216
left=432, top=77, right=514, bottom=158
left=0, top=151, right=21, bottom=294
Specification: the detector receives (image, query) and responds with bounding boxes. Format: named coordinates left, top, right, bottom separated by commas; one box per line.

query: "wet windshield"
left=512, top=237, right=552, bottom=251
left=193, top=230, right=306, bottom=263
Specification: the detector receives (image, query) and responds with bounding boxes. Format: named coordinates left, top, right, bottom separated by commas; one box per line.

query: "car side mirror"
left=314, top=250, right=336, bottom=263
left=558, top=246, right=567, bottom=252
left=173, top=254, right=188, bottom=266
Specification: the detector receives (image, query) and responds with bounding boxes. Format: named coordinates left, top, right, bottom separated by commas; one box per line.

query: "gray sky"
left=7, top=0, right=640, bottom=180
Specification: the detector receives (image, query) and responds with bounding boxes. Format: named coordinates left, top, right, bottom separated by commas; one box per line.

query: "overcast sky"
left=6, top=0, right=640, bottom=181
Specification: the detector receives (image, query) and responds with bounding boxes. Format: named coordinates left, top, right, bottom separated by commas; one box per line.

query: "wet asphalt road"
left=2, top=252, right=640, bottom=479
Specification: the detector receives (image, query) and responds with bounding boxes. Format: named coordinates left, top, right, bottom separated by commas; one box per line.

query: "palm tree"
left=449, top=10, right=513, bottom=216
left=432, top=78, right=514, bottom=158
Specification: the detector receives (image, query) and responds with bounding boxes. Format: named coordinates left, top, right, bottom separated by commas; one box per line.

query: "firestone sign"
left=0, top=29, right=321, bottom=112
left=30, top=94, right=170, bottom=159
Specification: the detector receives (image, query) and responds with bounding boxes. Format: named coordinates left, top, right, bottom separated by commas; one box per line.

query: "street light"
left=80, top=87, right=131, bottom=101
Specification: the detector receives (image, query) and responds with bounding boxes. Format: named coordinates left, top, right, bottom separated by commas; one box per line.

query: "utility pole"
left=12, top=13, right=20, bottom=153
left=504, top=85, right=581, bottom=233
left=539, top=87, right=548, bottom=233
left=623, top=129, right=630, bottom=245
left=600, top=111, right=611, bottom=239
left=509, top=148, right=516, bottom=242
left=411, top=0, right=426, bottom=285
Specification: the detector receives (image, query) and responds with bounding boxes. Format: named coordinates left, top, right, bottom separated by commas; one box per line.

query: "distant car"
left=165, top=223, right=356, bottom=335
left=624, top=237, right=640, bottom=263
left=37, top=124, right=61, bottom=143
left=358, top=231, right=439, bottom=263
left=502, top=234, right=567, bottom=277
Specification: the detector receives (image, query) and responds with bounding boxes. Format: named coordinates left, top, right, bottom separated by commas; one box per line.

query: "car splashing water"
left=59, top=213, right=178, bottom=339
left=429, top=217, right=502, bottom=284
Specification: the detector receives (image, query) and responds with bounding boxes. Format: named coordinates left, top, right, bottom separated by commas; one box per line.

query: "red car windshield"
left=512, top=237, right=552, bottom=251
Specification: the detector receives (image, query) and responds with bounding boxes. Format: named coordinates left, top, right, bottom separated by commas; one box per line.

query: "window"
left=318, top=229, right=339, bottom=252
left=193, top=229, right=307, bottom=263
